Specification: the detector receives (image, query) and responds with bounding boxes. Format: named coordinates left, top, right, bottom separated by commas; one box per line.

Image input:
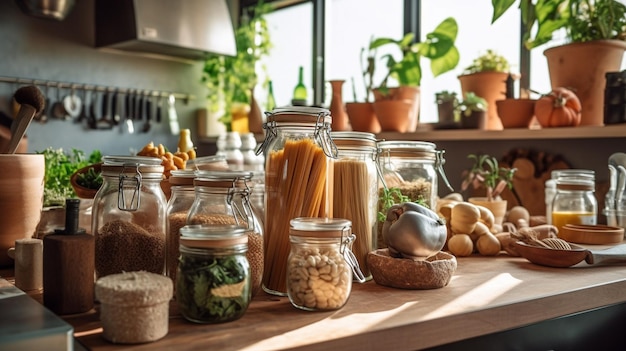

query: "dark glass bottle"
left=292, top=66, right=307, bottom=106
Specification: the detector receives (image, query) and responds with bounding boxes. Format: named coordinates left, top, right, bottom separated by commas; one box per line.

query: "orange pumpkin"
left=534, top=87, right=582, bottom=127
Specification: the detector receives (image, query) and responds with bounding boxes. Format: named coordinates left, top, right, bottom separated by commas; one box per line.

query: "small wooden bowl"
left=559, top=224, right=624, bottom=244
left=70, top=163, right=102, bottom=199
left=367, top=249, right=457, bottom=289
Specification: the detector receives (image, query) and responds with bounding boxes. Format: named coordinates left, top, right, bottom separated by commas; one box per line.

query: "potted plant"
left=458, top=49, right=511, bottom=130
left=491, top=0, right=626, bottom=126
left=345, top=38, right=381, bottom=133
left=435, top=90, right=459, bottom=127
left=202, top=1, right=272, bottom=134
left=369, top=17, right=460, bottom=132
left=457, top=92, right=488, bottom=129
left=461, top=153, right=517, bottom=225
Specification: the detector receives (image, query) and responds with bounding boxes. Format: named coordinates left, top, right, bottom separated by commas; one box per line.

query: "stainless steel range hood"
left=95, top=0, right=236, bottom=60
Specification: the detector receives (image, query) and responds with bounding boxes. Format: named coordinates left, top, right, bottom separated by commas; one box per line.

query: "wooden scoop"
left=515, top=241, right=626, bottom=268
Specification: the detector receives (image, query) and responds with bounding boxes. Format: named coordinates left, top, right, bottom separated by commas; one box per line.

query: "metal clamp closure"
left=118, top=164, right=142, bottom=211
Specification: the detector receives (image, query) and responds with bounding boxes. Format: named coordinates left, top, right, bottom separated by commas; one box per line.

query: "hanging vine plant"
left=202, top=1, right=273, bottom=130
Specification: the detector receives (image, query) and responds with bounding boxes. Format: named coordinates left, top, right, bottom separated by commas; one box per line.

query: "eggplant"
left=382, top=202, right=447, bottom=258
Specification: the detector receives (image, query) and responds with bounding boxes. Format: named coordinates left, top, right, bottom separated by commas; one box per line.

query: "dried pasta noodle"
left=333, top=159, right=372, bottom=277
left=264, top=139, right=332, bottom=294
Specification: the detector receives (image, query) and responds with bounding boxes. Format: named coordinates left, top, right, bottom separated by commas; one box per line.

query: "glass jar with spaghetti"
left=330, top=131, right=380, bottom=280
left=92, top=156, right=167, bottom=279
left=186, top=170, right=264, bottom=297
left=256, top=106, right=337, bottom=296
left=551, top=169, right=597, bottom=234
left=377, top=140, right=452, bottom=210
left=287, top=217, right=364, bottom=311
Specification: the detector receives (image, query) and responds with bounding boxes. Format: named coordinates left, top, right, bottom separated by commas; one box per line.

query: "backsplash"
left=0, top=0, right=211, bottom=156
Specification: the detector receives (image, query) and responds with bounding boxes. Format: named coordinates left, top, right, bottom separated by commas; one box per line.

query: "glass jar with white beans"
left=287, top=217, right=364, bottom=311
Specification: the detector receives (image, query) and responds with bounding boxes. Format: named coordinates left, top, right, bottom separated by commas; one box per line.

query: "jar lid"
left=95, top=271, right=173, bottom=306
left=186, top=155, right=229, bottom=171
left=103, top=155, right=163, bottom=166
left=331, top=131, right=378, bottom=151
left=194, top=170, right=253, bottom=189
left=180, top=224, right=248, bottom=249
left=169, top=169, right=196, bottom=186
left=266, top=106, right=331, bottom=125
left=377, top=140, right=437, bottom=159
left=289, top=217, right=352, bottom=238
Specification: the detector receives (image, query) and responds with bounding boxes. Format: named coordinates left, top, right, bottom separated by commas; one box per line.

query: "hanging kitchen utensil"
left=155, top=94, right=163, bottom=124
left=167, top=93, right=179, bottom=135
left=51, top=84, right=68, bottom=120
left=63, top=85, right=82, bottom=119
left=112, top=90, right=121, bottom=126
left=142, top=92, right=152, bottom=133
left=124, top=90, right=135, bottom=134
left=75, top=88, right=89, bottom=124
left=87, top=90, right=100, bottom=129
left=96, top=89, right=113, bottom=130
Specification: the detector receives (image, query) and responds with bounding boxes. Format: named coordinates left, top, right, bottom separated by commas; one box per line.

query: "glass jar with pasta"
left=256, top=106, right=337, bottom=296
left=330, top=131, right=380, bottom=281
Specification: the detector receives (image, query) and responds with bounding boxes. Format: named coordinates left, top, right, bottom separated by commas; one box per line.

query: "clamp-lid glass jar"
left=330, top=131, right=380, bottom=280
left=92, top=156, right=167, bottom=279
left=287, top=217, right=364, bottom=311
left=166, top=169, right=196, bottom=280
left=176, top=225, right=250, bottom=324
left=256, top=106, right=337, bottom=296
left=186, top=170, right=264, bottom=297
left=551, top=169, right=597, bottom=233
left=377, top=141, right=452, bottom=211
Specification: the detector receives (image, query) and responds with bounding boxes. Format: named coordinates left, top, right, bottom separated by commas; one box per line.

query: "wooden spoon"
left=515, top=241, right=626, bottom=268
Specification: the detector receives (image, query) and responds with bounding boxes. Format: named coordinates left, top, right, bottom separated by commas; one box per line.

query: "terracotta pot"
left=373, top=86, right=421, bottom=132
left=0, top=154, right=45, bottom=267
left=544, top=40, right=626, bottom=126
left=496, top=99, right=536, bottom=128
left=345, top=102, right=380, bottom=133
left=458, top=72, right=508, bottom=130
left=469, top=197, right=508, bottom=226
left=460, top=110, right=486, bottom=129
left=372, top=100, right=413, bottom=133
left=70, top=162, right=102, bottom=199
left=329, top=80, right=349, bottom=131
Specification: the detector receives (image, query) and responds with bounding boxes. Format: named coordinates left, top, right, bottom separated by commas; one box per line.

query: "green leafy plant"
left=202, top=1, right=272, bottom=130
left=37, top=147, right=102, bottom=207
left=435, top=90, right=459, bottom=104
left=462, top=49, right=511, bottom=74
left=377, top=187, right=427, bottom=222
left=492, top=0, right=626, bottom=50
left=353, top=36, right=378, bottom=103
left=369, top=17, right=460, bottom=91
left=461, top=154, right=517, bottom=201
left=457, top=92, right=488, bottom=117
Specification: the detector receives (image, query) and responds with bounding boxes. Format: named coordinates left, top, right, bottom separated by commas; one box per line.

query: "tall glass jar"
left=176, top=225, right=250, bottom=324
left=287, top=217, right=363, bottom=311
left=165, top=169, right=196, bottom=281
left=92, top=156, right=167, bottom=279
left=552, top=169, right=597, bottom=234
left=256, top=106, right=337, bottom=296
left=186, top=170, right=264, bottom=297
left=377, top=141, right=452, bottom=210
left=330, top=131, right=380, bottom=280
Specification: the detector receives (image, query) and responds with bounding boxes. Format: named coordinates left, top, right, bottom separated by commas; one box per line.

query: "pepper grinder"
left=43, top=198, right=95, bottom=315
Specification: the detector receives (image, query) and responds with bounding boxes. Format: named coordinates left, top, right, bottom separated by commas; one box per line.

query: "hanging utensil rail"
left=0, top=76, right=194, bottom=104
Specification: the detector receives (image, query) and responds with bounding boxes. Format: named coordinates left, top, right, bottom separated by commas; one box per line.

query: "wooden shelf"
left=198, top=124, right=626, bottom=144
left=378, top=123, right=626, bottom=141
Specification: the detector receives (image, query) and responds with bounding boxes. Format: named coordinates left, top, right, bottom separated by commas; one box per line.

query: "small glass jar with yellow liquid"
left=551, top=169, right=597, bottom=234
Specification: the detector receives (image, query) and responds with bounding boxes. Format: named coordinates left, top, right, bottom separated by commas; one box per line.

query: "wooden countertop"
left=4, top=248, right=626, bottom=351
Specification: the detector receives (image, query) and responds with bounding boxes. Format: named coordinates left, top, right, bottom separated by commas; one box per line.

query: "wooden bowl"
left=514, top=241, right=588, bottom=268
left=367, top=249, right=457, bottom=289
left=559, top=224, right=624, bottom=244
left=70, top=163, right=102, bottom=199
